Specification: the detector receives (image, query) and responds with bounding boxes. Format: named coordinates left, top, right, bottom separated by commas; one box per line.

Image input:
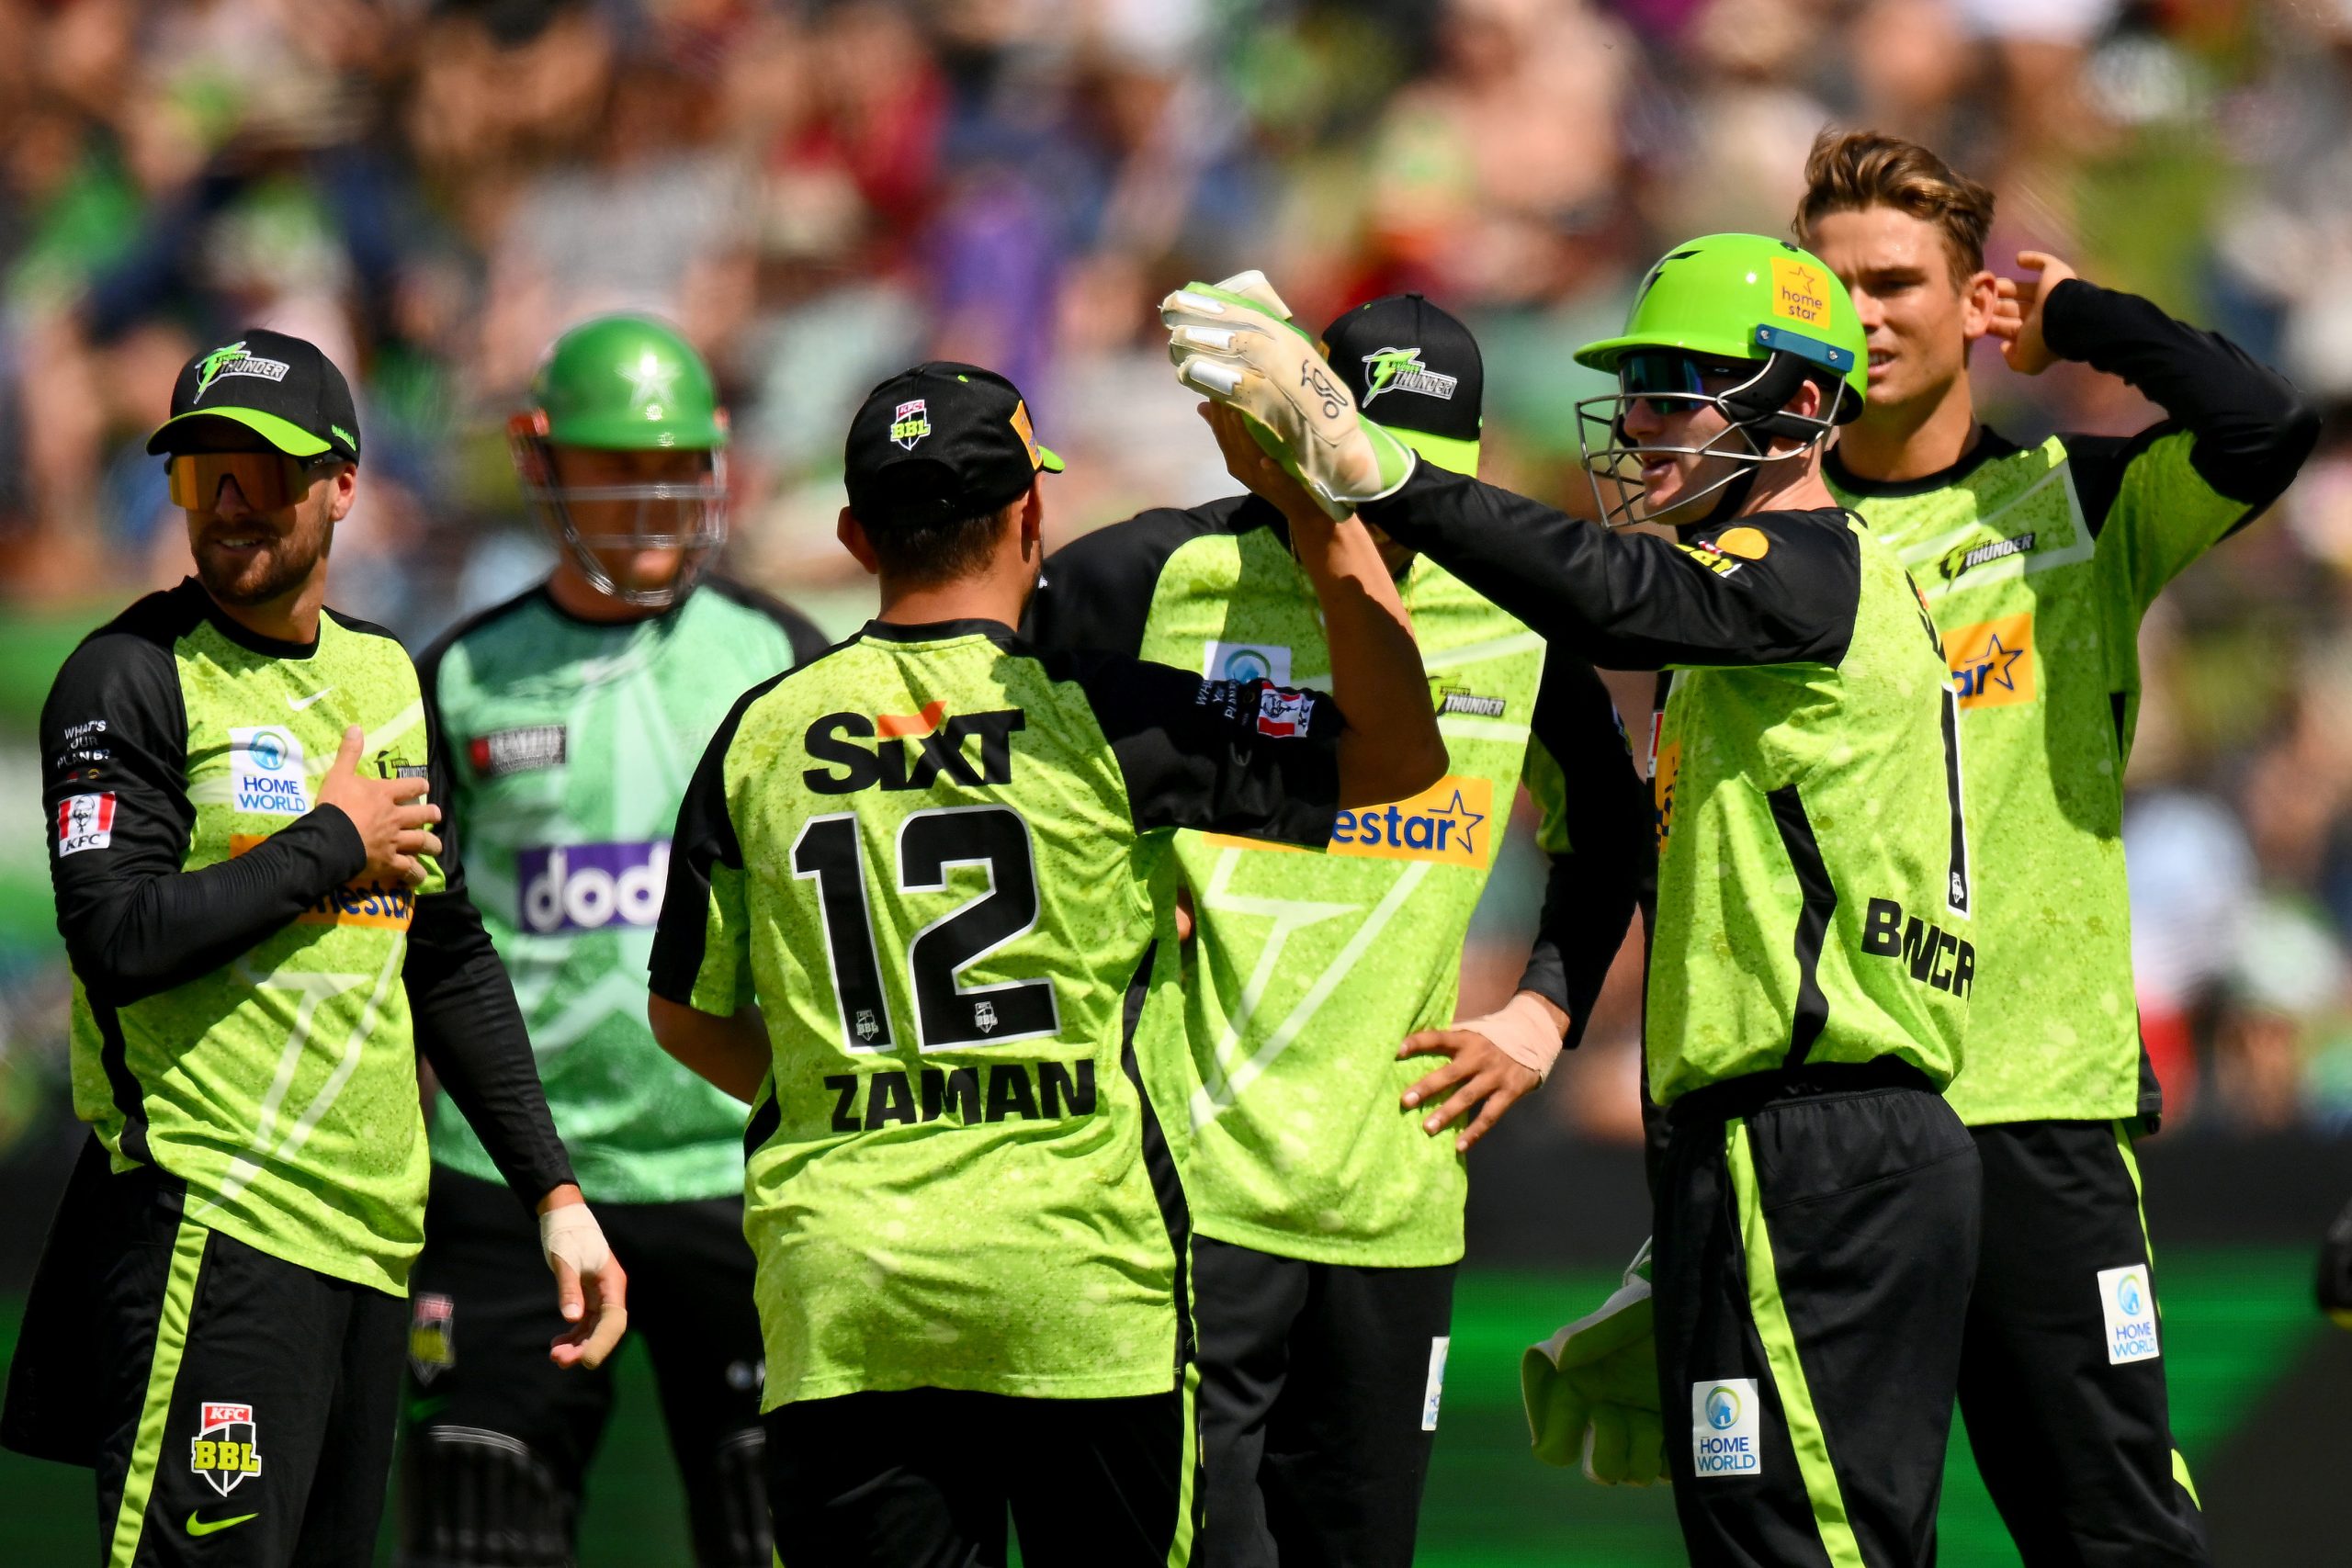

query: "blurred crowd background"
left=4, top=0, right=2352, bottom=1162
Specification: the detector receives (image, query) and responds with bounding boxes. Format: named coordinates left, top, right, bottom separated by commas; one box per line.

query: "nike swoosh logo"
left=287, top=687, right=335, bottom=711
left=187, top=1511, right=259, bottom=1537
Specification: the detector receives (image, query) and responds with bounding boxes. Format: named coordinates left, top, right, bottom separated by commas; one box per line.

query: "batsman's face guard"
left=1576, top=348, right=1849, bottom=530
left=513, top=312, right=730, bottom=609
left=511, top=420, right=728, bottom=607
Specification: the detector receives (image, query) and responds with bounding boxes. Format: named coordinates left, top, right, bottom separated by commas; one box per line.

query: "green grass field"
left=0, top=1247, right=2321, bottom=1564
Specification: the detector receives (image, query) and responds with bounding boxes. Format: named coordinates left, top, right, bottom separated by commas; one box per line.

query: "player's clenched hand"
left=1162, top=270, right=1414, bottom=517
left=1987, top=251, right=2078, bottom=376
left=1199, top=401, right=1329, bottom=531
left=313, top=725, right=441, bottom=887
left=539, top=1189, right=628, bottom=1370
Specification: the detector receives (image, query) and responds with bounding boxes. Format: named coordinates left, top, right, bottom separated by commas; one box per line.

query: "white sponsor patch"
left=1421, top=1337, right=1450, bottom=1431
left=2098, top=1264, right=2161, bottom=1365
left=1204, top=640, right=1290, bottom=686
left=57, top=792, right=117, bottom=855
left=228, top=726, right=311, bottom=816
left=1691, top=1379, right=1761, bottom=1477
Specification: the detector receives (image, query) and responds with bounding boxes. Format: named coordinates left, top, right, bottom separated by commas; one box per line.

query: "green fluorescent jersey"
left=1826, top=280, right=2318, bottom=1125
left=421, top=579, right=825, bottom=1203
left=42, top=584, right=468, bottom=1293
left=1027, top=496, right=1648, bottom=1267
left=650, top=618, right=1342, bottom=1407
left=1361, top=472, right=1972, bottom=1105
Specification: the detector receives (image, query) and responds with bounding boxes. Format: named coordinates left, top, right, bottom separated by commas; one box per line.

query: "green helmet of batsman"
left=509, top=313, right=729, bottom=608
left=1574, top=233, right=1868, bottom=528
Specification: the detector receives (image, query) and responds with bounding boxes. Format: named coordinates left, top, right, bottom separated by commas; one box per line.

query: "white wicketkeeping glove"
left=1161, top=270, right=1416, bottom=519
left=1521, top=1239, right=1667, bottom=1485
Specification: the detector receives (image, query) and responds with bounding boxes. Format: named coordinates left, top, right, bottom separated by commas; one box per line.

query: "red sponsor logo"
left=56, top=792, right=117, bottom=855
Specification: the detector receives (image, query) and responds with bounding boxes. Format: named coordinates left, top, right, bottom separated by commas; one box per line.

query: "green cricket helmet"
left=1574, top=233, right=1866, bottom=528
left=509, top=313, right=729, bottom=608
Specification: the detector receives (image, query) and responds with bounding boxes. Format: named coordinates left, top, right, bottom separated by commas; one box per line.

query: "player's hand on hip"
left=539, top=1188, right=628, bottom=1370
left=313, top=725, right=441, bottom=887
left=1401, top=993, right=1568, bottom=1151
left=1987, top=251, right=2077, bottom=375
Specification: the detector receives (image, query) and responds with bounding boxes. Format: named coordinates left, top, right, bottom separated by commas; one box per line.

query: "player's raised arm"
left=1193, top=400, right=1444, bottom=807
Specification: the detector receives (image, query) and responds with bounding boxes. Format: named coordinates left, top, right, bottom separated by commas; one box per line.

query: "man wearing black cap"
left=1025, top=288, right=1650, bottom=1567
left=4, top=329, right=628, bottom=1567
left=645, top=361, right=1446, bottom=1565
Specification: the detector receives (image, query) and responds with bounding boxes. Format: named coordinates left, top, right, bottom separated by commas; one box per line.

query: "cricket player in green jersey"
left=1165, top=239, right=1980, bottom=1567
left=1028, top=288, right=1648, bottom=1568
left=1, top=330, right=628, bottom=1568
left=397, top=316, right=830, bottom=1568
left=1796, top=129, right=2319, bottom=1567
left=647, top=360, right=1444, bottom=1566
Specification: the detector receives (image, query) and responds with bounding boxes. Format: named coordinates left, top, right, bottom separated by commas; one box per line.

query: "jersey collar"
left=861, top=616, right=1018, bottom=647
left=1826, top=425, right=2024, bottom=499
left=183, top=578, right=322, bottom=660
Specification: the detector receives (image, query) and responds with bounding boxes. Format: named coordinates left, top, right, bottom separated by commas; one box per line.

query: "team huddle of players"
left=9, top=128, right=2321, bottom=1568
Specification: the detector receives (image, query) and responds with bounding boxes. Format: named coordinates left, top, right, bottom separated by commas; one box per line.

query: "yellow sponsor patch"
left=1011, top=400, right=1043, bottom=468
left=1946, top=613, right=2035, bottom=709
left=1713, top=526, right=1770, bottom=560
left=231, top=834, right=415, bottom=929
left=1770, top=256, right=1831, bottom=326
left=1207, top=775, right=1494, bottom=867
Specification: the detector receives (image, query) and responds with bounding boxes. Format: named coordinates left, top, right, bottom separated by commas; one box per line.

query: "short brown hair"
left=1793, top=129, right=1995, bottom=283
left=860, top=498, right=1017, bottom=587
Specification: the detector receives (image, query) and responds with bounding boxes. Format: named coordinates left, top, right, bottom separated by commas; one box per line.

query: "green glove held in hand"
left=1521, top=1238, right=1667, bottom=1485
left=1161, top=270, right=1416, bottom=518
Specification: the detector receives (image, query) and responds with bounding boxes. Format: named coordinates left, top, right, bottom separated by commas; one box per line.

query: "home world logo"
left=1692, top=1378, right=1760, bottom=1477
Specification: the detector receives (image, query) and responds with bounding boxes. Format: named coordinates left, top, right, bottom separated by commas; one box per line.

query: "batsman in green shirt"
left=1164, top=238, right=1980, bottom=1567
left=1027, top=289, right=1647, bottom=1568
left=397, top=316, right=829, bottom=1568
left=1798, top=129, right=2318, bottom=1567
left=647, top=361, right=1444, bottom=1566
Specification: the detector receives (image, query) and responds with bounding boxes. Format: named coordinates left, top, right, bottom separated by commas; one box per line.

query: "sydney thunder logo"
left=1360, top=346, right=1458, bottom=406
left=191, top=341, right=290, bottom=403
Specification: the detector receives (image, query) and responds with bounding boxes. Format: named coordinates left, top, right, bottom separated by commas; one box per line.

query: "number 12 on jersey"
left=791, top=805, right=1062, bottom=1053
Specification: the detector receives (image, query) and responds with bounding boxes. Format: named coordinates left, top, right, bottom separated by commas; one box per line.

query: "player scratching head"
left=1575, top=233, right=1867, bottom=530
left=511, top=313, right=729, bottom=615
left=837, top=362, right=1065, bottom=626
left=147, top=329, right=361, bottom=622
left=1792, top=130, right=2003, bottom=476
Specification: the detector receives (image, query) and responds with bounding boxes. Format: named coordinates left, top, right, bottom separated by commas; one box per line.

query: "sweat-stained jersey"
left=1360, top=475, right=1970, bottom=1105
left=1828, top=278, right=2318, bottom=1126
left=422, top=578, right=828, bottom=1204
left=648, top=618, right=1344, bottom=1407
left=39, top=581, right=571, bottom=1296
left=1026, top=495, right=1648, bottom=1267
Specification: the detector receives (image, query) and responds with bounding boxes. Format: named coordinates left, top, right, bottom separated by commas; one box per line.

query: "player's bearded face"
left=184, top=458, right=342, bottom=607
left=1808, top=206, right=1973, bottom=413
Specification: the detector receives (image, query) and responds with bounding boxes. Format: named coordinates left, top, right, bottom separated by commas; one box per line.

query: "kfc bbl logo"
left=974, top=999, right=999, bottom=1034
left=191, top=1402, right=264, bottom=1495
left=409, top=1294, right=456, bottom=1384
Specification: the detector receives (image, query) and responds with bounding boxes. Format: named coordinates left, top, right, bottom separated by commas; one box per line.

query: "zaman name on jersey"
left=824, top=1060, right=1096, bottom=1132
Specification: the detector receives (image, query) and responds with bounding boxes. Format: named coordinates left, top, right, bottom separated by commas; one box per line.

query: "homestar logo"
left=1947, top=614, right=2036, bottom=709
left=1329, top=777, right=1490, bottom=867
left=1361, top=346, right=1458, bottom=405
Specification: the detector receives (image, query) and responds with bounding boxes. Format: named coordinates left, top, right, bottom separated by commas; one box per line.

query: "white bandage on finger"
left=1462, top=990, right=1569, bottom=1082
left=539, top=1201, right=613, bottom=1279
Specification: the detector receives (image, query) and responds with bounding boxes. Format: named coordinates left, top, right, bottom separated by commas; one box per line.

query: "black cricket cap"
left=1322, top=293, right=1482, bottom=474
left=146, top=329, right=362, bottom=464
left=844, top=362, right=1064, bottom=529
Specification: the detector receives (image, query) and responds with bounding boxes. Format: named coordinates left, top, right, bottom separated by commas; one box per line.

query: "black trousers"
left=1187, top=1235, right=1456, bottom=1568
left=763, top=1384, right=1196, bottom=1568
left=1958, top=1119, right=2212, bottom=1567
left=63, top=1155, right=405, bottom=1567
left=395, top=1168, right=772, bottom=1568
left=1653, top=1062, right=1981, bottom=1568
